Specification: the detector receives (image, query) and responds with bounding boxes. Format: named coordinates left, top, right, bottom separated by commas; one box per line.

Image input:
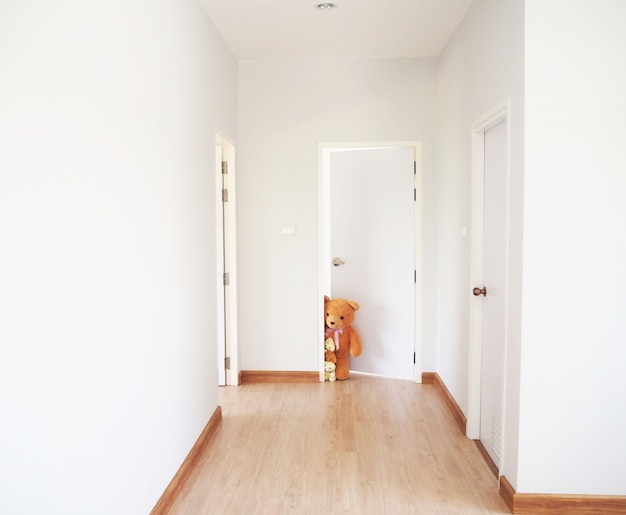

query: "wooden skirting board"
left=423, top=372, right=626, bottom=514
left=421, top=372, right=467, bottom=434
left=500, top=476, right=626, bottom=514
left=150, top=406, right=222, bottom=515
left=474, top=439, right=499, bottom=478
left=239, top=370, right=319, bottom=384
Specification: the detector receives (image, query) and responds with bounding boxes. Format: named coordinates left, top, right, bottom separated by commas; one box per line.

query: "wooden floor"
left=169, top=374, right=511, bottom=514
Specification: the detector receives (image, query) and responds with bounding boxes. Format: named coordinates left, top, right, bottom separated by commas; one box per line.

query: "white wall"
left=436, top=0, right=524, bottom=487
left=439, top=0, right=626, bottom=496
left=0, top=1, right=237, bottom=513
left=519, top=0, right=626, bottom=495
left=237, top=58, right=438, bottom=372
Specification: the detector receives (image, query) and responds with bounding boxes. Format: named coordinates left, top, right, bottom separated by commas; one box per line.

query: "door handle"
left=332, top=257, right=345, bottom=267
left=473, top=286, right=487, bottom=297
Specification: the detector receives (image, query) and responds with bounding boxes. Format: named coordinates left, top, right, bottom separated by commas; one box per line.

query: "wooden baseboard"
left=422, top=372, right=467, bottom=434
left=499, top=475, right=516, bottom=512
left=474, top=439, right=499, bottom=478
left=421, top=372, right=436, bottom=384
left=500, top=476, right=626, bottom=514
left=150, top=406, right=222, bottom=515
left=239, top=370, right=319, bottom=384
left=424, top=373, right=494, bottom=477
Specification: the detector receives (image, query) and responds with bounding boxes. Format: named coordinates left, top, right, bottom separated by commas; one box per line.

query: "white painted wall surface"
left=436, top=0, right=524, bottom=487
left=520, top=0, right=626, bottom=495
left=0, top=1, right=237, bottom=513
left=237, top=58, right=438, bottom=372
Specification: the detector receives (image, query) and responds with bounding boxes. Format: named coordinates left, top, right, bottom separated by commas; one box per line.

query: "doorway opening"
left=317, top=141, right=422, bottom=382
left=216, top=133, right=239, bottom=386
left=468, top=99, right=511, bottom=477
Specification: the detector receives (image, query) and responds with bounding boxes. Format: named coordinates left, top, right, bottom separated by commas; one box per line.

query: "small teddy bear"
left=324, top=337, right=337, bottom=364
left=324, top=337, right=337, bottom=382
left=324, top=360, right=336, bottom=382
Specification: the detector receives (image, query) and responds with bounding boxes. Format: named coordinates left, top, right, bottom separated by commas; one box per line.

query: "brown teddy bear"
left=324, top=295, right=362, bottom=380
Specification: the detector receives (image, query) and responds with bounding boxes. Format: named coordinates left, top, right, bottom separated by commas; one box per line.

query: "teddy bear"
left=324, top=360, right=336, bottom=382
left=324, top=337, right=337, bottom=364
left=324, top=295, right=362, bottom=380
left=323, top=338, right=337, bottom=382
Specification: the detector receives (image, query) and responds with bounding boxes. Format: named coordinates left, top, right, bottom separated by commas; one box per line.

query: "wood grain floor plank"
left=168, top=374, right=510, bottom=514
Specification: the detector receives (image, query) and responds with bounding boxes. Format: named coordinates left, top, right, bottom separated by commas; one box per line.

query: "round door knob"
left=332, top=257, right=345, bottom=267
left=473, top=287, right=487, bottom=297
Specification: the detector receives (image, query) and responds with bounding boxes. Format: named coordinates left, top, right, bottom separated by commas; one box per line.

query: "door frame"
left=467, top=100, right=511, bottom=470
left=317, top=141, right=423, bottom=383
left=216, top=132, right=239, bottom=386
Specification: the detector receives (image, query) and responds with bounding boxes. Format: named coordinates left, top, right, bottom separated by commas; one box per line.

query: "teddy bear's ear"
left=348, top=300, right=360, bottom=311
left=324, top=295, right=331, bottom=304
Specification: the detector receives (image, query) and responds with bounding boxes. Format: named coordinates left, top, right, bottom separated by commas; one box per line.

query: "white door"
left=329, top=147, right=415, bottom=379
left=216, top=141, right=228, bottom=386
left=216, top=134, right=239, bottom=386
left=479, top=121, right=507, bottom=469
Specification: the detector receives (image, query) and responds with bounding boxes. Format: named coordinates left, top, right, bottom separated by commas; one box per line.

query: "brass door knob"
left=472, top=287, right=487, bottom=297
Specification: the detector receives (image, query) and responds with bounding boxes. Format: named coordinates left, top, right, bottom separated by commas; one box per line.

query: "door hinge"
left=222, top=161, right=228, bottom=174
left=413, top=352, right=416, bottom=364
left=222, top=188, right=229, bottom=202
left=414, top=270, right=417, bottom=283
left=414, top=161, right=417, bottom=175
left=225, top=356, right=231, bottom=370
left=223, top=272, right=230, bottom=286
left=414, top=188, right=417, bottom=201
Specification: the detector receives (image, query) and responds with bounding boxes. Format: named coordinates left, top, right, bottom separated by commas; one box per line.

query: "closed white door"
left=479, top=121, right=507, bottom=469
left=329, top=147, right=415, bottom=379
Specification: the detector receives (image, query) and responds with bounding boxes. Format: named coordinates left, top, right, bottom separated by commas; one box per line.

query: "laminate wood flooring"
left=168, top=373, right=510, bottom=514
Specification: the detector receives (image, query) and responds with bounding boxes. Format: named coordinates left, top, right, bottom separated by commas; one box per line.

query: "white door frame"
left=216, top=132, right=239, bottom=386
left=317, top=141, right=423, bottom=383
left=467, top=100, right=511, bottom=471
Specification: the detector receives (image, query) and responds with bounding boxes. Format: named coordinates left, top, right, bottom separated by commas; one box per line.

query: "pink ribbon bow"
left=325, top=327, right=343, bottom=350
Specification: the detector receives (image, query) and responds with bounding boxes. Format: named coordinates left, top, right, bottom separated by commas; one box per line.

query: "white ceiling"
left=200, top=0, right=474, bottom=61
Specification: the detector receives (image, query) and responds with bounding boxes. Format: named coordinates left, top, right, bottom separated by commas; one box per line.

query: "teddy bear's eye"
left=340, top=316, right=344, bottom=320
left=326, top=313, right=329, bottom=317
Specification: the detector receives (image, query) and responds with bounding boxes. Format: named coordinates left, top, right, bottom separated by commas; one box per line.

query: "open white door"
left=216, top=133, right=239, bottom=386
left=320, top=143, right=421, bottom=381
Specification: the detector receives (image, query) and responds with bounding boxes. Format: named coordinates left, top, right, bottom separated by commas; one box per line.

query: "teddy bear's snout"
left=326, top=315, right=342, bottom=328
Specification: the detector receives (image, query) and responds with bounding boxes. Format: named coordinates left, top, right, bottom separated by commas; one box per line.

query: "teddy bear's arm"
left=347, top=326, right=362, bottom=357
